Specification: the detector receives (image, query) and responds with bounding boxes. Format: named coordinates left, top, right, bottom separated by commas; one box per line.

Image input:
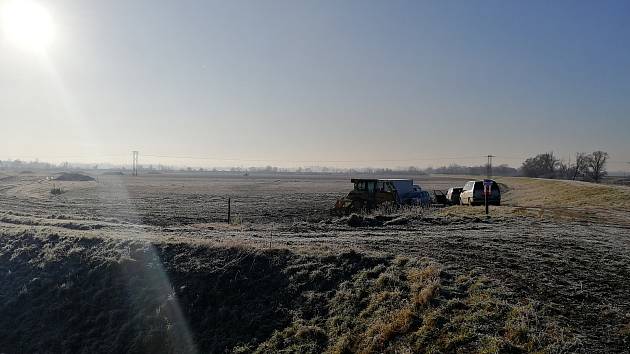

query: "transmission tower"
left=132, top=151, right=139, bottom=176
left=486, top=155, right=495, bottom=179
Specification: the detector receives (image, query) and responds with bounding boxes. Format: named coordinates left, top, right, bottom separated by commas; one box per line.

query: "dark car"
left=418, top=190, right=432, bottom=207
left=459, top=180, right=501, bottom=206
left=446, top=187, right=463, bottom=205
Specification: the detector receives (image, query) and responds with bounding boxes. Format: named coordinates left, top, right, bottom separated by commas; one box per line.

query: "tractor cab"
left=333, top=178, right=424, bottom=215
left=348, top=179, right=397, bottom=209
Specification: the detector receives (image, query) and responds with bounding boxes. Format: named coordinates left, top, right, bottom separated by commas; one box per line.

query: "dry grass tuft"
left=255, top=259, right=574, bottom=354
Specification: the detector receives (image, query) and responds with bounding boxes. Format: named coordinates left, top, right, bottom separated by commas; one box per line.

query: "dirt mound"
left=346, top=213, right=377, bottom=227
left=54, top=172, right=95, bottom=181
left=101, top=171, right=124, bottom=176
left=0, top=232, right=575, bottom=353
left=342, top=213, right=391, bottom=227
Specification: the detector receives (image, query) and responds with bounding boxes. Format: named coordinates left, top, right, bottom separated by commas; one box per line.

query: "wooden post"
left=227, top=197, right=231, bottom=224
left=485, top=192, right=489, bottom=216
left=483, top=180, right=491, bottom=218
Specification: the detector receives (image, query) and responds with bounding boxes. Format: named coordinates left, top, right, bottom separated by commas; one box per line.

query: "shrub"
left=50, top=186, right=64, bottom=195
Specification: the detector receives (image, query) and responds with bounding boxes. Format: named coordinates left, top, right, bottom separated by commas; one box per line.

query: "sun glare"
left=1, top=0, right=55, bottom=52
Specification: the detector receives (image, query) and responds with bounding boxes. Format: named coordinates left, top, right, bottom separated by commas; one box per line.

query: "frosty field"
left=1, top=171, right=629, bottom=353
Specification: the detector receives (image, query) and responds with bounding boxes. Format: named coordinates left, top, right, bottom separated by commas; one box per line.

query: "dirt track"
left=1, top=172, right=629, bottom=352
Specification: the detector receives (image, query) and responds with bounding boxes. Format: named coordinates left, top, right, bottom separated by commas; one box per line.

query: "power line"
left=6, top=152, right=628, bottom=166
left=1, top=154, right=129, bottom=160
left=3, top=152, right=530, bottom=166
left=493, top=155, right=529, bottom=160
left=140, top=154, right=487, bottom=164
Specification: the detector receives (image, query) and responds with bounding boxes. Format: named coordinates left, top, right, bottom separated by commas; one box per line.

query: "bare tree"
left=521, top=152, right=559, bottom=178
left=572, top=152, right=589, bottom=180
left=557, top=159, right=570, bottom=179
left=586, top=151, right=609, bottom=183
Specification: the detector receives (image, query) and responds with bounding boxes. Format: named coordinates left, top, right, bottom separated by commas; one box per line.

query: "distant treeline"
left=423, top=164, right=518, bottom=176
left=333, top=164, right=519, bottom=176
left=520, top=151, right=609, bottom=183
left=0, top=159, right=57, bottom=170
left=0, top=159, right=513, bottom=175
left=0, top=160, right=116, bottom=171
left=0, top=153, right=613, bottom=182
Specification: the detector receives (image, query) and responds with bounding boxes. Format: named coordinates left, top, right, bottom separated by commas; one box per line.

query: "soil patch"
left=55, top=173, right=95, bottom=182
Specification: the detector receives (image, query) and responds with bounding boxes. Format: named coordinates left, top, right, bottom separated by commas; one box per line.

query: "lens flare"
left=1, top=0, right=55, bottom=51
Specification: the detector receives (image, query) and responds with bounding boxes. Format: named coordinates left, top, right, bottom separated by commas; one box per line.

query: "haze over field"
left=3, top=2, right=630, bottom=352
left=1, top=0, right=629, bottom=170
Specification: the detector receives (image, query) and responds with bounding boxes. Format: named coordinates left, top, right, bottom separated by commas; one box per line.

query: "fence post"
left=227, top=197, right=231, bottom=224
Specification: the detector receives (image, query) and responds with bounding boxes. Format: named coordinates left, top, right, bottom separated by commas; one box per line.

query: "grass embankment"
left=499, top=177, right=630, bottom=210
left=439, top=177, right=630, bottom=225
left=0, top=231, right=573, bottom=353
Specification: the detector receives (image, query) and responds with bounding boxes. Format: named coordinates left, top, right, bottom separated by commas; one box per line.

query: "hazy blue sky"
left=1, top=0, right=629, bottom=169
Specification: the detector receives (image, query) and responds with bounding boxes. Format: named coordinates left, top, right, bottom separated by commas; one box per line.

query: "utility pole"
left=132, top=151, right=139, bottom=177
left=486, top=155, right=495, bottom=179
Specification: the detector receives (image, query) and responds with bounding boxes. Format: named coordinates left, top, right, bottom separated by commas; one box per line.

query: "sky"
left=1, top=0, right=629, bottom=170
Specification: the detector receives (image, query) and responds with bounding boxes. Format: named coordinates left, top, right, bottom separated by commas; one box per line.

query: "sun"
left=1, top=0, right=55, bottom=52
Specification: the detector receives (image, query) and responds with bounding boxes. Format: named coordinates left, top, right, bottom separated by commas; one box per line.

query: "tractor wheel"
left=351, top=201, right=364, bottom=212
